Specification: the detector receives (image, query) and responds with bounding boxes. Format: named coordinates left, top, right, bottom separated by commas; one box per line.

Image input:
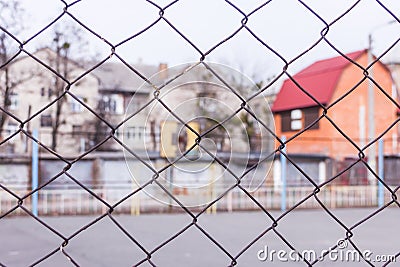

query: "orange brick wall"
left=274, top=52, right=398, bottom=160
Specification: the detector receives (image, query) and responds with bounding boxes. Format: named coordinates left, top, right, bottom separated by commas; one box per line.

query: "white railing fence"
left=0, top=184, right=392, bottom=216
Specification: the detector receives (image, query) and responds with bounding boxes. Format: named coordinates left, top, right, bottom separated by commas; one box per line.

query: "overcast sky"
left=13, top=0, right=400, bottom=80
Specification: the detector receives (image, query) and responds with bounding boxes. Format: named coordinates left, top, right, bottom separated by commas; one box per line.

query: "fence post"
left=281, top=136, right=287, bottom=212
left=32, top=129, right=39, bottom=217
left=227, top=190, right=232, bottom=212
left=378, top=138, right=384, bottom=208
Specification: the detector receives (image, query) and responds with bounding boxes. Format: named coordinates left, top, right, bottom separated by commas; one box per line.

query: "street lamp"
left=367, top=20, right=396, bottom=183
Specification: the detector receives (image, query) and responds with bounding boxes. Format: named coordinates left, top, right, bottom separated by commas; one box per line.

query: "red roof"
left=272, top=50, right=366, bottom=112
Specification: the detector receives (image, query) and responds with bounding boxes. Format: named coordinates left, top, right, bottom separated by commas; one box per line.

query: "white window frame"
left=291, top=120, right=302, bottom=130
left=102, top=94, right=124, bottom=115
left=9, top=93, right=18, bottom=110
left=290, top=109, right=302, bottom=130
left=112, top=94, right=124, bottom=115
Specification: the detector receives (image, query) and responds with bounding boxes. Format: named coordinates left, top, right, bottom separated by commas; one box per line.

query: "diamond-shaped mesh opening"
left=116, top=19, right=201, bottom=63
left=161, top=0, right=245, bottom=53
left=246, top=0, right=326, bottom=60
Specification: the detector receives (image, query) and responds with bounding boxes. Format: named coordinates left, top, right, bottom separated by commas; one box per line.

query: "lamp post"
left=367, top=20, right=396, bottom=183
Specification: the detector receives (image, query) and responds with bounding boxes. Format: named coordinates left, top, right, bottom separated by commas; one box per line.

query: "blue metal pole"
left=378, top=138, right=384, bottom=208
left=32, top=129, right=39, bottom=217
left=281, top=136, right=287, bottom=212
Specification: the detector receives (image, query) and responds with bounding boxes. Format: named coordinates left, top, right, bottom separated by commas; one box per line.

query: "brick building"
left=272, top=50, right=398, bottom=185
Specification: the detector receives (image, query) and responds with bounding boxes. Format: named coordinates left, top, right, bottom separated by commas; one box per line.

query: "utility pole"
left=366, top=20, right=395, bottom=183
left=367, top=34, right=376, bottom=184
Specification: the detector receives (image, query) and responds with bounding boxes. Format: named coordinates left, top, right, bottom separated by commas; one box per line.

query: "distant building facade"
left=0, top=49, right=275, bottom=190
left=0, top=48, right=99, bottom=155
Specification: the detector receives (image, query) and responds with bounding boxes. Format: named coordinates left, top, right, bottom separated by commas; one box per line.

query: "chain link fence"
left=0, top=0, right=400, bottom=266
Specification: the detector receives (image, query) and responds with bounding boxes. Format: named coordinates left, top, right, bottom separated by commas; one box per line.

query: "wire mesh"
left=0, top=0, right=399, bottom=266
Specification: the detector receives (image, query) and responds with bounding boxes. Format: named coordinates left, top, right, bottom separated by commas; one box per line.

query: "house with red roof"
left=272, top=50, right=398, bottom=185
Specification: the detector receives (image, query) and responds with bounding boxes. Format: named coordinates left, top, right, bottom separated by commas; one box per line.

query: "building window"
left=110, top=98, right=117, bottom=112
left=138, top=126, right=144, bottom=139
left=126, top=126, right=145, bottom=140
left=100, top=95, right=124, bottom=115
left=71, top=96, right=84, bottom=113
left=304, top=107, right=320, bottom=130
left=48, top=88, right=53, bottom=99
left=281, top=109, right=303, bottom=132
left=9, top=93, right=18, bottom=110
left=290, top=109, right=302, bottom=130
left=126, top=126, right=136, bottom=139
left=281, top=112, right=290, bottom=132
left=40, top=114, right=53, bottom=127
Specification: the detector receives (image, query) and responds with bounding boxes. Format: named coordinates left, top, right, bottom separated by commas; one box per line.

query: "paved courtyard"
left=0, top=208, right=398, bottom=266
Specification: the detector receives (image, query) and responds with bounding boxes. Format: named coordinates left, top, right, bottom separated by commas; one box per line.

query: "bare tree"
left=0, top=0, right=24, bottom=138
left=236, top=80, right=264, bottom=152
left=49, top=23, right=87, bottom=151
left=90, top=100, right=113, bottom=151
